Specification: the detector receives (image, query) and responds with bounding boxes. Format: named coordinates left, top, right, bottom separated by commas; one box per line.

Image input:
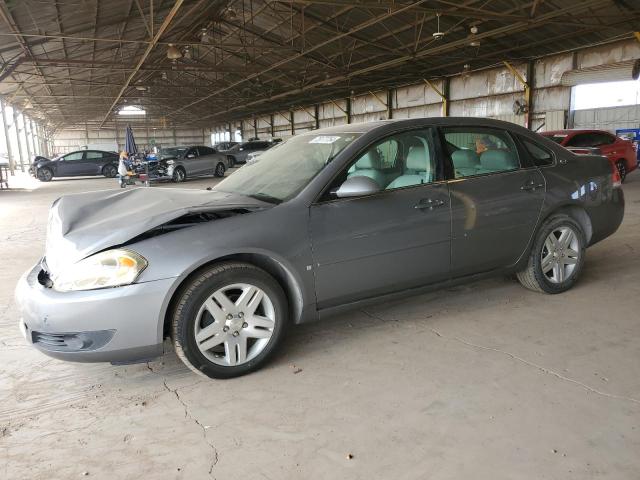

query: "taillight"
left=612, top=163, right=622, bottom=188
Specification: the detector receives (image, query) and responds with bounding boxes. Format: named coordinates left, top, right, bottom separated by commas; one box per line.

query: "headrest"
left=480, top=149, right=517, bottom=171
left=451, top=149, right=479, bottom=168
left=355, top=150, right=381, bottom=169
left=406, top=145, right=429, bottom=171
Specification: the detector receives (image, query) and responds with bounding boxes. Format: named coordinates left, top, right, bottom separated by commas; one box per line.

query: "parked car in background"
left=159, top=145, right=227, bottom=182
left=16, top=118, right=624, bottom=379
left=542, top=129, right=637, bottom=182
left=213, top=141, right=238, bottom=151
left=222, top=140, right=276, bottom=166
left=29, top=150, right=119, bottom=182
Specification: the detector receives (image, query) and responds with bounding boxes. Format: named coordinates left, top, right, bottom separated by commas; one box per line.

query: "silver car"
left=160, top=145, right=227, bottom=182
left=15, top=118, right=624, bottom=379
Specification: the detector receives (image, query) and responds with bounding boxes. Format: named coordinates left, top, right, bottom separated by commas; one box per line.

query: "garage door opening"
left=573, top=79, right=640, bottom=110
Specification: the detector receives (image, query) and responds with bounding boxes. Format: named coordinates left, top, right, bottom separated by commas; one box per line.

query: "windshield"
left=542, top=134, right=567, bottom=144
left=214, top=132, right=361, bottom=203
left=160, top=147, right=188, bottom=159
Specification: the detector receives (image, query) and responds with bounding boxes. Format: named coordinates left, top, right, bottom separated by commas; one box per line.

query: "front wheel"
left=172, top=262, right=288, bottom=379
left=616, top=160, right=627, bottom=183
left=172, top=167, right=186, bottom=183
left=517, top=214, right=585, bottom=294
left=214, top=162, right=226, bottom=177
left=37, top=167, right=53, bottom=182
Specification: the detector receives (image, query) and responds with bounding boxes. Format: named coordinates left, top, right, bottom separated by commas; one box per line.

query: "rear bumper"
left=589, top=187, right=624, bottom=246
left=15, top=263, right=173, bottom=363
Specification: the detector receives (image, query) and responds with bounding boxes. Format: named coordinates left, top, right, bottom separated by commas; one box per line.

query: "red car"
left=542, top=129, right=637, bottom=182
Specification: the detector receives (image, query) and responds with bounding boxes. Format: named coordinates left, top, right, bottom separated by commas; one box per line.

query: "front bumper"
left=15, top=263, right=175, bottom=363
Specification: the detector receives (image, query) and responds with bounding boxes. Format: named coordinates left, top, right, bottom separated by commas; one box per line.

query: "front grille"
left=31, top=329, right=115, bottom=352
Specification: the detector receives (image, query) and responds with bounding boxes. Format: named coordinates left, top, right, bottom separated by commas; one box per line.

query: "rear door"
left=84, top=150, right=105, bottom=175
left=309, top=127, right=451, bottom=308
left=55, top=151, right=88, bottom=176
left=197, top=146, right=217, bottom=174
left=443, top=126, right=546, bottom=277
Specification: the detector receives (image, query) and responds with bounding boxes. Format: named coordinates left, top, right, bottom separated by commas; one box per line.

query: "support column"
left=346, top=96, right=352, bottom=124
left=290, top=111, right=295, bottom=136
left=314, top=104, right=320, bottom=129
left=253, top=117, right=258, bottom=138
left=503, top=61, right=532, bottom=129
left=24, top=115, right=33, bottom=163
left=1, top=101, right=15, bottom=174
left=424, top=78, right=449, bottom=117
left=13, top=110, right=24, bottom=171
left=387, top=89, right=393, bottom=119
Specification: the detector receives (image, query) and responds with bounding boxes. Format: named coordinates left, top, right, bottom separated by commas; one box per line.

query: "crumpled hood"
left=45, top=187, right=268, bottom=276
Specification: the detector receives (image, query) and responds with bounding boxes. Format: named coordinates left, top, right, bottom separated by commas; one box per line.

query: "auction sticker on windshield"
left=309, top=136, right=340, bottom=144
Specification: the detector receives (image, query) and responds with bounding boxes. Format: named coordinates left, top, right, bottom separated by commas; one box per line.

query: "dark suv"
left=30, top=150, right=119, bottom=182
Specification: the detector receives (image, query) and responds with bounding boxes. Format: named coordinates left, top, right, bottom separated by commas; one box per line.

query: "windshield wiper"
left=247, top=192, right=282, bottom=204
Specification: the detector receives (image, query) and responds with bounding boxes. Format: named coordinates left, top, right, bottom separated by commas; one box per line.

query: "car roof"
left=296, top=117, right=539, bottom=136
left=543, top=129, right=613, bottom=135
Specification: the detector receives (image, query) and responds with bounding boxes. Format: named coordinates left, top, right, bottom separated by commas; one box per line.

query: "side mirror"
left=335, top=176, right=381, bottom=198
left=186, top=154, right=196, bottom=159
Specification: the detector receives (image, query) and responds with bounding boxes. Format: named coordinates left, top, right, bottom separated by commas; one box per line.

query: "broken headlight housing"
left=53, top=249, right=148, bottom=292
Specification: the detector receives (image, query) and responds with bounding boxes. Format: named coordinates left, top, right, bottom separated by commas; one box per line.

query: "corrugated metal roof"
left=0, top=0, right=636, bottom=129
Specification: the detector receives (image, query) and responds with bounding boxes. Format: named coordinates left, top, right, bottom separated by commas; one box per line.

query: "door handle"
left=414, top=198, right=445, bottom=210
left=520, top=181, right=544, bottom=191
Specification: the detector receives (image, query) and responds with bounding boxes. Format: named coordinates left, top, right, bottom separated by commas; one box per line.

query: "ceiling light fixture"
left=166, top=43, right=182, bottom=60
left=118, top=105, right=146, bottom=116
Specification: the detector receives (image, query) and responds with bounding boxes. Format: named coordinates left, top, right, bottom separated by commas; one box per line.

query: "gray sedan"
left=15, top=118, right=624, bottom=379
left=160, top=145, right=227, bottom=182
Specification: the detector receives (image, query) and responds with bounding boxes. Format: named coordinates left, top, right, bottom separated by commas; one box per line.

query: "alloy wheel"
left=541, top=226, right=580, bottom=284
left=174, top=168, right=185, bottom=182
left=193, top=283, right=276, bottom=366
left=215, top=163, right=225, bottom=176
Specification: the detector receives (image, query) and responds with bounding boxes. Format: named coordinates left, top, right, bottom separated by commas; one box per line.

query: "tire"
left=616, top=160, right=627, bottom=183
left=171, top=262, right=289, bottom=379
left=214, top=162, right=226, bottom=177
left=226, top=156, right=236, bottom=168
left=172, top=167, right=186, bottom=183
left=517, top=214, right=586, bottom=294
left=37, top=167, right=53, bottom=182
left=102, top=164, right=118, bottom=178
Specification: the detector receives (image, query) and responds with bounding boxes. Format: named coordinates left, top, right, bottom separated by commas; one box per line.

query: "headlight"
left=53, top=249, right=148, bottom=292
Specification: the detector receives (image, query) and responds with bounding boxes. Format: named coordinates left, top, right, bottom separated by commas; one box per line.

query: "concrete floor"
left=1, top=171, right=639, bottom=480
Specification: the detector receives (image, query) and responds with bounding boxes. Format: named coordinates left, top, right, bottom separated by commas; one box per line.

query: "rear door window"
left=566, top=133, right=597, bottom=147
left=85, top=151, right=103, bottom=160
left=442, top=127, right=520, bottom=178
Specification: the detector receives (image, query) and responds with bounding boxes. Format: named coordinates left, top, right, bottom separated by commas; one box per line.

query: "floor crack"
left=429, top=328, right=640, bottom=406
left=147, top=363, right=219, bottom=474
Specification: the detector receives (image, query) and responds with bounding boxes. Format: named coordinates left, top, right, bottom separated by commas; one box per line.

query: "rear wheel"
left=171, top=262, right=288, bottom=379
left=214, top=162, right=226, bottom=177
left=517, top=214, right=585, bottom=294
left=37, top=167, right=53, bottom=182
left=616, top=160, right=627, bottom=183
left=172, top=167, right=186, bottom=183
left=226, top=156, right=236, bottom=168
left=102, top=164, right=117, bottom=178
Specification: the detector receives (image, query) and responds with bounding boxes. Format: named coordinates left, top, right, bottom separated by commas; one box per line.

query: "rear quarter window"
left=521, top=137, right=554, bottom=167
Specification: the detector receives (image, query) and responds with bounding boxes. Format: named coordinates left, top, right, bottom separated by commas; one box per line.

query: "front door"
left=309, top=127, right=451, bottom=309
left=442, top=126, right=546, bottom=277
left=56, top=151, right=90, bottom=176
